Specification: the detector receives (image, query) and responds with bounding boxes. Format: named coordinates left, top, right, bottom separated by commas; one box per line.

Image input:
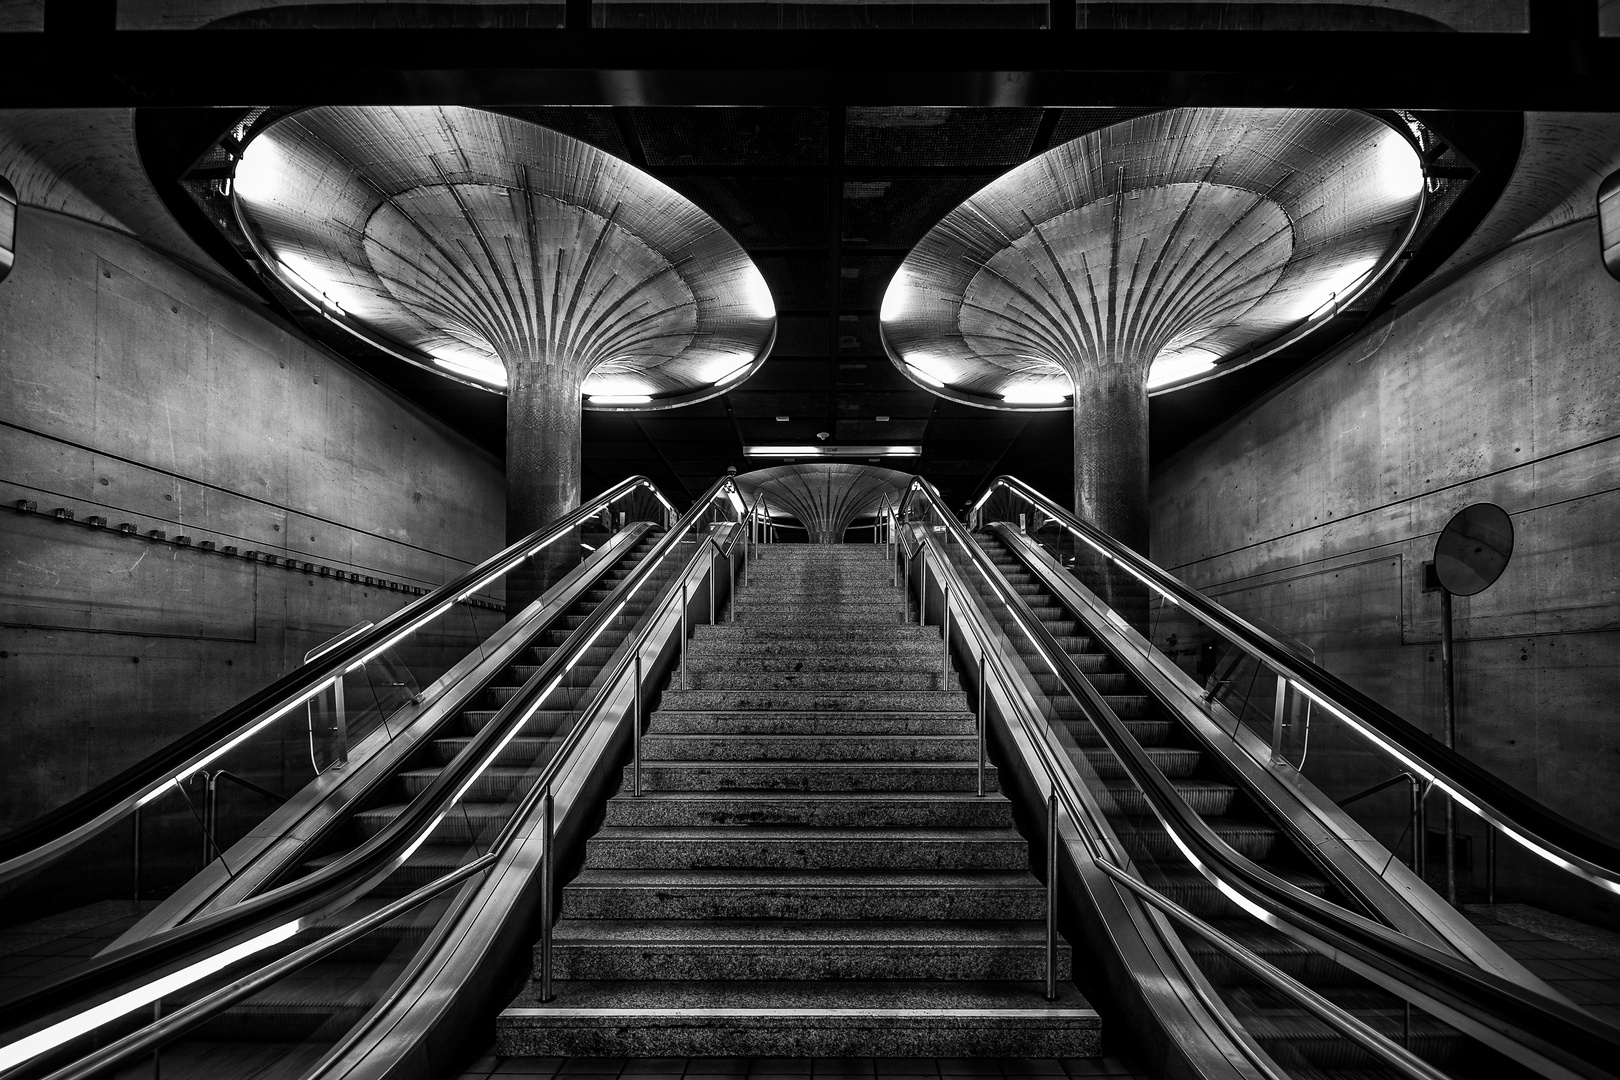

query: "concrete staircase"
left=497, top=544, right=1101, bottom=1057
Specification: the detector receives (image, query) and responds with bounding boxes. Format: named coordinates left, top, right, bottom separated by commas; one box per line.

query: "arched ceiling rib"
left=230, top=105, right=776, bottom=409
left=879, top=107, right=1426, bottom=409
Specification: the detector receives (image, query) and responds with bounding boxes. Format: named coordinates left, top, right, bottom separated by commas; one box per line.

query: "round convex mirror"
left=1433, top=503, right=1514, bottom=596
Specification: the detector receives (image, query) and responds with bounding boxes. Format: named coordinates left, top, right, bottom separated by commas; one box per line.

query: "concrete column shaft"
left=1071, top=362, right=1150, bottom=554
left=506, top=358, right=584, bottom=615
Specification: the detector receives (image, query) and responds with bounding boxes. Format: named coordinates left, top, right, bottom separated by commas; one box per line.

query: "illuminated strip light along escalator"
left=0, top=475, right=755, bottom=1078
left=969, top=474, right=1620, bottom=898
left=894, top=477, right=1620, bottom=1080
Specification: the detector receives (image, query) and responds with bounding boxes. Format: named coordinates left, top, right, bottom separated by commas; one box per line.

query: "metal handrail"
left=898, top=476, right=1620, bottom=1080
left=29, top=509, right=751, bottom=1080
left=0, top=475, right=674, bottom=889
left=971, top=473, right=1620, bottom=897
left=0, top=476, right=731, bottom=1070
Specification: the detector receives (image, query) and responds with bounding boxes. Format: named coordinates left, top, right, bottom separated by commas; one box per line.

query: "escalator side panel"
left=107, top=527, right=654, bottom=950
left=921, top=526, right=1275, bottom=1080
left=304, top=535, right=710, bottom=1080
left=990, top=524, right=1554, bottom=991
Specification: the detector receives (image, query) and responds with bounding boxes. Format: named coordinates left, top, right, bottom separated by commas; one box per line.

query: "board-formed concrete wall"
left=1150, top=212, right=1620, bottom=920
left=0, top=206, right=506, bottom=835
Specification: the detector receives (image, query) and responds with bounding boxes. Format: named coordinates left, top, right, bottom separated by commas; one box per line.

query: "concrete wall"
left=1150, top=211, right=1620, bottom=921
left=0, top=206, right=507, bottom=837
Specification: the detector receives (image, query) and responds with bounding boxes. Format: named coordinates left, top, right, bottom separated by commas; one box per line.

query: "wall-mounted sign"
left=1601, top=167, right=1620, bottom=283
left=0, top=175, right=16, bottom=285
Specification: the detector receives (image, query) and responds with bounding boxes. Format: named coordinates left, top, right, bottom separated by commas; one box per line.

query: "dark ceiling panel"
left=842, top=175, right=993, bottom=247
left=632, top=107, right=828, bottom=166
left=739, top=358, right=828, bottom=394
left=727, top=391, right=833, bottom=417
left=769, top=315, right=831, bottom=356
left=755, top=254, right=830, bottom=312
left=839, top=255, right=902, bottom=311
left=658, top=175, right=827, bottom=248
left=837, top=418, right=929, bottom=441
left=845, top=106, right=1044, bottom=166
left=835, top=390, right=937, bottom=417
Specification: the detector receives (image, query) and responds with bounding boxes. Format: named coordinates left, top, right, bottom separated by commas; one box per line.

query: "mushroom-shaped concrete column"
left=880, top=108, right=1424, bottom=552
left=734, top=464, right=910, bottom=544
left=231, top=106, right=776, bottom=605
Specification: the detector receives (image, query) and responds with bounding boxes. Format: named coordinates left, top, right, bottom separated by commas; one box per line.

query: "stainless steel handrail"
left=0, top=475, right=748, bottom=1080
left=970, top=474, right=1620, bottom=897
left=0, top=475, right=675, bottom=889
left=898, top=476, right=1620, bottom=1080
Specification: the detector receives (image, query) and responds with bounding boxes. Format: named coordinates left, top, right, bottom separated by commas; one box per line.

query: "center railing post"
left=540, top=786, right=555, bottom=1002
left=680, top=581, right=690, bottom=690
left=1046, top=792, right=1058, bottom=1001
left=729, top=545, right=737, bottom=622
left=331, top=675, right=349, bottom=769
left=632, top=652, right=643, bottom=798
left=977, top=652, right=987, bottom=798
left=709, top=540, right=718, bottom=625
left=919, top=546, right=929, bottom=627
left=940, top=584, right=952, bottom=687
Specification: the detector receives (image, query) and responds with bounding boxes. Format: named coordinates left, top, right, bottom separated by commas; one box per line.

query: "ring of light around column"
left=878, top=108, right=1425, bottom=410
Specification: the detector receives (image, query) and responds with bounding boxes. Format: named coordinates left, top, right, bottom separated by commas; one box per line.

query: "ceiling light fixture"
left=1001, top=384, right=1070, bottom=405
left=588, top=394, right=653, bottom=405
left=775, top=416, right=790, bottom=422
left=743, top=445, right=923, bottom=458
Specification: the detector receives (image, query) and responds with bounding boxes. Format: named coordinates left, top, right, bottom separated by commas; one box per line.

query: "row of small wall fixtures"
left=12, top=498, right=505, bottom=612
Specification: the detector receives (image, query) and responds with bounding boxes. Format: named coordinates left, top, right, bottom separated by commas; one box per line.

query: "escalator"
left=6, top=468, right=1620, bottom=1080
left=959, top=528, right=1492, bottom=1079
left=889, top=474, right=1620, bottom=1080
left=0, top=475, right=755, bottom=1080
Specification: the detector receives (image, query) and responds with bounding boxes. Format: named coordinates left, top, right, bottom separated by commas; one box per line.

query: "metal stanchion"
left=940, top=585, right=951, bottom=686
left=977, top=653, right=988, bottom=798
left=1487, top=824, right=1497, bottom=906
left=709, top=543, right=718, bottom=625
left=918, top=547, right=928, bottom=627
left=729, top=547, right=737, bottom=622
left=632, top=653, right=643, bottom=798
left=1046, top=793, right=1058, bottom=1001
left=680, top=582, right=690, bottom=690
left=132, top=805, right=142, bottom=903
left=539, top=788, right=554, bottom=1002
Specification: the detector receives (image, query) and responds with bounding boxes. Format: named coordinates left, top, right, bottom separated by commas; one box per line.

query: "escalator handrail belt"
left=0, top=475, right=668, bottom=884
left=0, top=477, right=740, bottom=1047
left=974, top=473, right=1620, bottom=893
left=899, top=478, right=1620, bottom=1080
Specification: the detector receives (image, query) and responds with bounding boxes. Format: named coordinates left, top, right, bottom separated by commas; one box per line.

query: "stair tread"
left=592, top=826, right=1024, bottom=841
left=552, top=919, right=1061, bottom=943
left=504, top=979, right=1092, bottom=1012
left=569, top=868, right=1044, bottom=889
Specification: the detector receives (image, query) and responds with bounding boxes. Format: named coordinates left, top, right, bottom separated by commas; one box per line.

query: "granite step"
left=657, top=688, right=969, bottom=713
left=583, top=826, right=1029, bottom=871
left=646, top=710, right=976, bottom=736
left=691, top=624, right=939, bottom=643
left=625, top=761, right=999, bottom=794
left=600, top=791, right=1013, bottom=829
left=546, top=919, right=1072, bottom=982
left=734, top=610, right=909, bottom=626
left=562, top=869, right=1046, bottom=920
left=690, top=639, right=942, bottom=659
left=683, top=670, right=960, bottom=692
left=496, top=979, right=1100, bottom=1058
left=639, top=732, right=979, bottom=763
left=685, top=654, right=945, bottom=674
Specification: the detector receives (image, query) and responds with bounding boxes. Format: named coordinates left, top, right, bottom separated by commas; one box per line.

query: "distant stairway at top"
left=497, top=543, right=1100, bottom=1057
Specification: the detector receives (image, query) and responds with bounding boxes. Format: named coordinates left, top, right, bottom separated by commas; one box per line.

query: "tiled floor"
left=454, top=1057, right=1146, bottom=1080
left=1466, top=905, right=1620, bottom=1026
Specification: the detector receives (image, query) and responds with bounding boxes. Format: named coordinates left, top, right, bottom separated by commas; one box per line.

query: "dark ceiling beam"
left=6, top=29, right=1618, bottom=108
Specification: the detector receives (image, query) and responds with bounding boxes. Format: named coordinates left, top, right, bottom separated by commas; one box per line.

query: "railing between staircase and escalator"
left=892, top=476, right=1620, bottom=1080
left=0, top=476, right=766, bottom=1080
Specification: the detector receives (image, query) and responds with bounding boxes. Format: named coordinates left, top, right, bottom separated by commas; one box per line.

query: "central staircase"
left=497, top=543, right=1100, bottom=1057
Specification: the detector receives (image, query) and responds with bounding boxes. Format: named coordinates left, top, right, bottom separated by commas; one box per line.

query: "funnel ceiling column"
left=231, top=106, right=776, bottom=607
left=734, top=464, right=911, bottom=544
left=880, top=107, right=1425, bottom=553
